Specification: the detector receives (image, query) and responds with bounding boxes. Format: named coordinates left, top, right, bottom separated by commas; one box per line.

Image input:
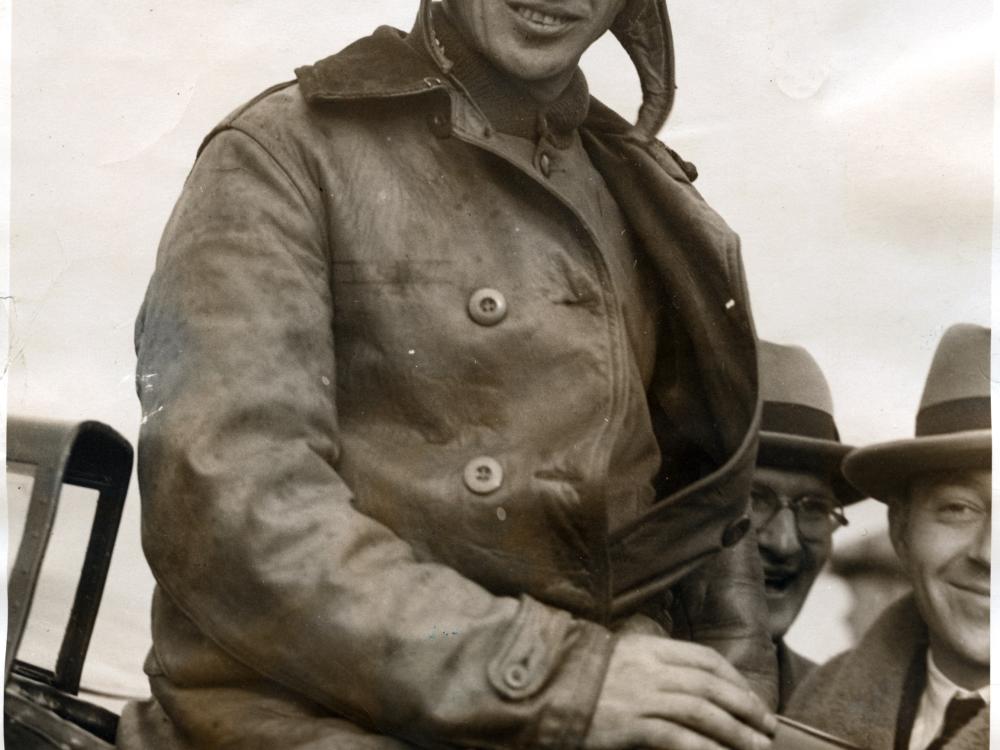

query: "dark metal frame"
left=5, top=417, right=133, bottom=745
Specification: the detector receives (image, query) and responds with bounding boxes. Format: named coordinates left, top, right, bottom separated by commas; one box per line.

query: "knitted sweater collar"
left=430, top=5, right=590, bottom=147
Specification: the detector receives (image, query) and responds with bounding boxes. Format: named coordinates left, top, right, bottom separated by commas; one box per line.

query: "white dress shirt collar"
left=908, top=649, right=989, bottom=750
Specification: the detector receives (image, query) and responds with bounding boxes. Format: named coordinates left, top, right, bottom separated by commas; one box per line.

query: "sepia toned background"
left=3, top=0, right=993, bottom=709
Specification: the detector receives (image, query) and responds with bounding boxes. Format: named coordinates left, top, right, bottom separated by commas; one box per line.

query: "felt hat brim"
left=758, top=432, right=864, bottom=504
left=842, top=429, right=991, bottom=503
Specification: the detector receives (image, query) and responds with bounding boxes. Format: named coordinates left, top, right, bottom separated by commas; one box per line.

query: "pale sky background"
left=2, top=0, right=994, bottom=707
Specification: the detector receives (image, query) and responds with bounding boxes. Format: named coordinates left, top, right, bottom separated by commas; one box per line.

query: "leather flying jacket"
left=121, top=16, right=775, bottom=750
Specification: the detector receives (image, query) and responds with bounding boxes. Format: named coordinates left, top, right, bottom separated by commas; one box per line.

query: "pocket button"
left=463, top=456, right=503, bottom=495
left=468, top=288, right=508, bottom=326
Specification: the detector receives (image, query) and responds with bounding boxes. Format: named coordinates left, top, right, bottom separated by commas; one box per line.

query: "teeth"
left=515, top=6, right=570, bottom=27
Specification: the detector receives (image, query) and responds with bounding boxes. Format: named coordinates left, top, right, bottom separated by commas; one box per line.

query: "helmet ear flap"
left=611, top=0, right=676, bottom=139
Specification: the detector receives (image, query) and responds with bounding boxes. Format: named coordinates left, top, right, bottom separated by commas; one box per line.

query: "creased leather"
left=120, top=22, right=773, bottom=749
left=610, top=0, right=675, bottom=138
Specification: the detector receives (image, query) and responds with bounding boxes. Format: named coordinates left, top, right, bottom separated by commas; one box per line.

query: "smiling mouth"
left=951, top=581, right=990, bottom=598
left=510, top=3, right=579, bottom=30
left=764, top=571, right=797, bottom=594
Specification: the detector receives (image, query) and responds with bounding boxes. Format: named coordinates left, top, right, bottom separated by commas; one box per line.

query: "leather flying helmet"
left=610, top=0, right=676, bottom=138
left=418, top=0, right=677, bottom=139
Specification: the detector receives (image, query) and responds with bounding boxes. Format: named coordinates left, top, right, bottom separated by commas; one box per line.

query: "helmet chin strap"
left=420, top=0, right=453, bottom=74
left=417, top=0, right=675, bottom=140
left=418, top=0, right=499, bottom=136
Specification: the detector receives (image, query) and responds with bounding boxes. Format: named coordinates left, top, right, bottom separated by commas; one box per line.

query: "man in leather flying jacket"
left=120, top=1, right=779, bottom=747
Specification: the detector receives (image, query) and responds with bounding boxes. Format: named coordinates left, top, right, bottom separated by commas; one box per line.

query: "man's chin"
left=949, top=583, right=991, bottom=615
left=952, top=622, right=991, bottom=667
left=921, top=590, right=990, bottom=675
left=943, top=589, right=990, bottom=641
left=927, top=611, right=990, bottom=672
left=764, top=583, right=805, bottom=638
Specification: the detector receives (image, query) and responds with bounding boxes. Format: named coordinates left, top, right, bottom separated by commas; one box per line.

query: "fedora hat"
left=843, top=323, right=991, bottom=503
left=757, top=340, right=862, bottom=503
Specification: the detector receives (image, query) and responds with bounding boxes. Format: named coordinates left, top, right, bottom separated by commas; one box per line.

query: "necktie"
left=925, top=695, right=986, bottom=749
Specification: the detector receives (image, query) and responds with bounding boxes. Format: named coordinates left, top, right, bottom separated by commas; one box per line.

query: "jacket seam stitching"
left=232, top=124, right=331, bottom=262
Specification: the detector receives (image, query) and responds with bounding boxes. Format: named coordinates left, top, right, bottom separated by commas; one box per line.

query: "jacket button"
left=468, top=288, right=507, bottom=326
left=427, top=111, right=451, bottom=139
left=503, top=663, right=530, bottom=690
left=721, top=516, right=751, bottom=548
left=463, top=456, right=503, bottom=494
left=538, top=152, right=552, bottom=177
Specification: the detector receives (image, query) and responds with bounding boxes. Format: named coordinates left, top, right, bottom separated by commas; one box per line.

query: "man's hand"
left=584, top=634, right=777, bottom=750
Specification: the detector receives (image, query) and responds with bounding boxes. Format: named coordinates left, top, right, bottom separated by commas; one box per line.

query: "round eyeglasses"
left=750, top=486, right=849, bottom=540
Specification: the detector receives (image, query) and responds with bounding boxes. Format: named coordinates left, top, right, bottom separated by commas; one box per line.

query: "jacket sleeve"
left=135, top=126, right=614, bottom=749
left=668, top=534, right=779, bottom=710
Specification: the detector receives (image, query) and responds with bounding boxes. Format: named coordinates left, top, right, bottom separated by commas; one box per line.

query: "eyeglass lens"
left=750, top=489, right=843, bottom=538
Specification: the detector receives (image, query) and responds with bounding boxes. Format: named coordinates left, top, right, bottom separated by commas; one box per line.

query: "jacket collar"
left=295, top=22, right=443, bottom=103
left=294, top=15, right=635, bottom=141
left=428, top=6, right=590, bottom=146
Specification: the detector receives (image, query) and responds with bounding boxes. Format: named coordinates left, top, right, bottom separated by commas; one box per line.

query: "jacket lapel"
left=580, top=115, right=757, bottom=459
left=581, top=111, right=760, bottom=613
left=894, top=648, right=927, bottom=750
left=787, top=596, right=930, bottom=750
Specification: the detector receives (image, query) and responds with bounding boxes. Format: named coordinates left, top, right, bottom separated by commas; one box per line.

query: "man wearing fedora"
left=119, top=0, right=779, bottom=747
left=750, top=341, right=859, bottom=710
left=787, top=323, right=990, bottom=750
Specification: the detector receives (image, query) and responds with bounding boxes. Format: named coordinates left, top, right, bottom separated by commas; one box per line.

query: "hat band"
left=915, top=397, right=990, bottom=436
left=761, top=401, right=840, bottom=441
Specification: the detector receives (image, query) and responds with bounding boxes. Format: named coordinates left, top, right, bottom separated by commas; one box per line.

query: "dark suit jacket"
left=777, top=639, right=816, bottom=712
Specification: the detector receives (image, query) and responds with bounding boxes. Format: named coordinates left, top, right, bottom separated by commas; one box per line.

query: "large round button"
left=463, top=456, right=503, bottom=495
left=721, top=516, right=751, bottom=548
left=467, top=288, right=508, bottom=326
left=503, top=663, right=530, bottom=690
